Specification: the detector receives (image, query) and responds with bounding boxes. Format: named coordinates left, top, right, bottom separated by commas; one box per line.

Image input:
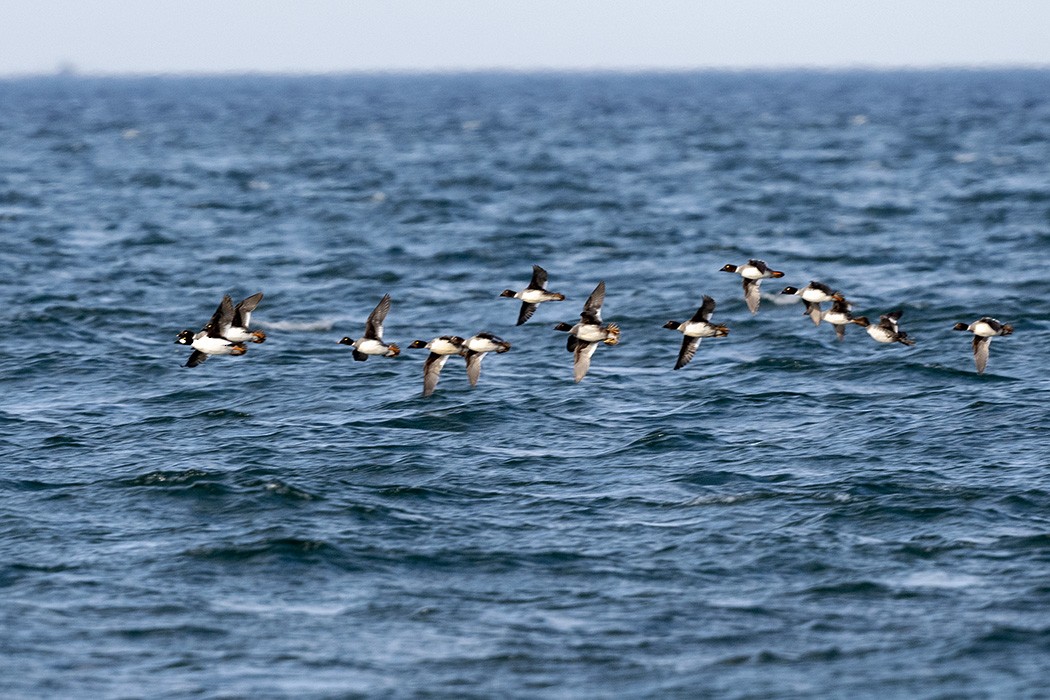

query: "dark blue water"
left=2, top=71, right=1049, bottom=697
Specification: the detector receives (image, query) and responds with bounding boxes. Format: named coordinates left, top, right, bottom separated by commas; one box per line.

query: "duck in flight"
left=500, top=264, right=566, bottom=325
left=339, top=294, right=400, bottom=360
left=663, top=295, right=730, bottom=370
left=720, top=259, right=785, bottom=314
left=953, top=317, right=1013, bottom=374
left=780, top=281, right=842, bottom=326
left=852, top=310, right=915, bottom=347
left=461, top=332, right=512, bottom=387
left=553, top=281, right=620, bottom=382
left=224, top=292, right=267, bottom=344
left=409, top=335, right=467, bottom=397
left=175, top=295, right=247, bottom=367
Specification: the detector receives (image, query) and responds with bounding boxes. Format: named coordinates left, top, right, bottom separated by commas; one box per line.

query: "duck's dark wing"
left=566, top=334, right=579, bottom=353
left=184, top=350, right=208, bottom=368
left=581, top=281, right=606, bottom=324
left=896, top=330, right=916, bottom=347
left=981, top=317, right=1004, bottom=334
left=880, top=310, right=903, bottom=329
left=573, top=341, right=598, bottom=383
left=233, top=292, right=263, bottom=328
left=675, top=336, right=701, bottom=370
left=365, top=294, right=391, bottom=340
left=464, top=350, right=485, bottom=387
left=205, top=296, right=235, bottom=338
left=742, top=278, right=761, bottom=314
left=810, top=281, right=834, bottom=296
left=528, top=265, right=548, bottom=291
left=422, top=353, right=450, bottom=397
left=352, top=349, right=368, bottom=362
left=834, top=323, right=846, bottom=342
left=516, top=302, right=538, bottom=326
left=690, top=295, right=716, bottom=323
left=973, top=336, right=990, bottom=374
left=748, top=259, right=769, bottom=273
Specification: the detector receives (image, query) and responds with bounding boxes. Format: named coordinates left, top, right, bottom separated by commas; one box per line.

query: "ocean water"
left=1, top=70, right=1049, bottom=698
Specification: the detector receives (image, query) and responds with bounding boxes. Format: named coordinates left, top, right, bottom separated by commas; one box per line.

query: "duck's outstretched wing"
left=365, top=294, right=392, bottom=340
left=691, top=295, right=716, bottom=323
left=422, top=352, right=450, bottom=397
left=803, top=300, right=822, bottom=326
left=973, top=336, right=991, bottom=374
left=573, top=341, right=598, bottom=383
left=528, top=265, right=548, bottom=291
left=675, top=336, right=701, bottom=370
left=580, top=281, right=606, bottom=324
left=516, top=302, right=538, bottom=326
left=234, top=292, right=263, bottom=328
left=464, top=350, right=485, bottom=387
left=185, top=350, right=208, bottom=368
left=742, top=278, right=761, bottom=315
left=204, top=295, right=235, bottom=338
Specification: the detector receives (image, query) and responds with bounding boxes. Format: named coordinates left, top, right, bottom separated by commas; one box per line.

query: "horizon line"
left=2, top=62, right=1050, bottom=80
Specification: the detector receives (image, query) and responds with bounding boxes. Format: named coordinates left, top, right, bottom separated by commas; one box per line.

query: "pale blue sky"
left=2, top=0, right=1048, bottom=75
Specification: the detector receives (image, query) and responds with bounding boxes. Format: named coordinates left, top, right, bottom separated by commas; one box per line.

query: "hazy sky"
left=2, top=0, right=1048, bottom=75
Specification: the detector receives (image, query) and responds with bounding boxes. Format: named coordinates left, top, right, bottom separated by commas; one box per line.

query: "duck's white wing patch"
left=365, top=294, right=392, bottom=340
left=581, top=281, right=606, bottom=323
left=691, top=295, right=716, bottom=323
left=234, top=292, right=263, bottom=327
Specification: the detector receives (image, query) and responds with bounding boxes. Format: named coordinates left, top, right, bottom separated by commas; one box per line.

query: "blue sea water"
left=1, top=70, right=1049, bottom=698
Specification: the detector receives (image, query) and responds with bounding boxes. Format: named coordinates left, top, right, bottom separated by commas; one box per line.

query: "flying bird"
left=953, top=317, right=1013, bottom=374
left=461, top=332, right=512, bottom=387
left=662, top=295, right=730, bottom=370
left=720, top=259, right=785, bottom=314
left=553, top=281, right=620, bottom=382
left=500, top=264, right=566, bottom=325
left=409, top=335, right=467, bottom=397
left=339, top=294, right=400, bottom=360
left=175, top=295, right=247, bottom=367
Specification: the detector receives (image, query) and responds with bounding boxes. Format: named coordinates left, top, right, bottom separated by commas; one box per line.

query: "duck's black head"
left=852, top=316, right=870, bottom=327
left=409, top=340, right=428, bottom=349
left=175, top=330, right=194, bottom=345
left=662, top=320, right=680, bottom=329
left=719, top=264, right=737, bottom=273
left=499, top=289, right=516, bottom=298
left=552, top=322, right=574, bottom=332
left=338, top=336, right=354, bottom=345
left=781, top=286, right=798, bottom=295
left=952, top=323, right=968, bottom=331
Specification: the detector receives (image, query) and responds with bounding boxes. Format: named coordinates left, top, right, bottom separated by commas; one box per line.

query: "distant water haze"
left=1, top=0, right=1049, bottom=75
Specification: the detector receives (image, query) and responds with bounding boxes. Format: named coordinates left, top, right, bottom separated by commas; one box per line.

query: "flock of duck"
left=175, top=260, right=1014, bottom=395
